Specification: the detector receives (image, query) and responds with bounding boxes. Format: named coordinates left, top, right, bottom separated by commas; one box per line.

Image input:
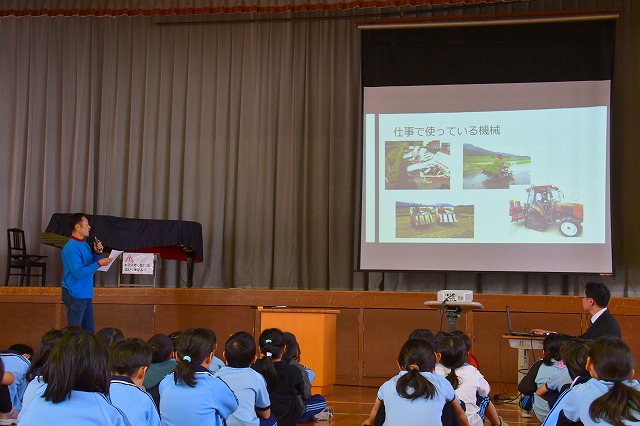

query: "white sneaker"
left=313, top=406, right=333, bottom=421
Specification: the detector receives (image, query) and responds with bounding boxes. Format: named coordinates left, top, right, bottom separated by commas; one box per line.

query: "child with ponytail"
left=159, top=328, right=238, bottom=426
left=362, top=338, right=470, bottom=426
left=251, top=328, right=327, bottom=426
left=561, top=336, right=640, bottom=426
left=436, top=334, right=505, bottom=426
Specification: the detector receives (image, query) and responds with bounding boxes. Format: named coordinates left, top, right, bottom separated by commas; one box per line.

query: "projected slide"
left=360, top=81, right=612, bottom=273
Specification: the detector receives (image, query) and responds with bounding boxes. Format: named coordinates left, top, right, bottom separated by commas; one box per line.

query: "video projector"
left=437, top=290, right=473, bottom=303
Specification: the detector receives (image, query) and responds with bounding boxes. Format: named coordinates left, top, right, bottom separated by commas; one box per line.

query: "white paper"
left=98, top=250, right=124, bottom=272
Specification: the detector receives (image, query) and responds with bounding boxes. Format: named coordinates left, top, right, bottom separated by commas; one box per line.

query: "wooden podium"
left=257, top=307, right=339, bottom=395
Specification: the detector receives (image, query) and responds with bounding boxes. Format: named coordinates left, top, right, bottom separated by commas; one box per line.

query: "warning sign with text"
left=122, top=252, right=155, bottom=275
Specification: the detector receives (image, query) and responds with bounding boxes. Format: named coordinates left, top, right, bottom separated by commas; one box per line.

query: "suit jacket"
left=581, top=309, right=621, bottom=340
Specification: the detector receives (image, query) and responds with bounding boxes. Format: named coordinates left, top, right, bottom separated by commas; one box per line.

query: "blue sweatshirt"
left=61, top=237, right=101, bottom=298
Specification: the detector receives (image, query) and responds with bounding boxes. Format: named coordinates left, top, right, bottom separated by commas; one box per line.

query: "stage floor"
left=313, top=385, right=538, bottom=425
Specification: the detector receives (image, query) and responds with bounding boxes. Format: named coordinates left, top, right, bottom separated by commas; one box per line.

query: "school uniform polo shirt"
left=214, top=366, right=271, bottom=426
left=18, top=383, right=130, bottom=426
left=0, top=351, right=30, bottom=411
left=109, top=376, right=160, bottom=426
left=562, top=378, right=640, bottom=426
left=159, top=365, right=238, bottom=426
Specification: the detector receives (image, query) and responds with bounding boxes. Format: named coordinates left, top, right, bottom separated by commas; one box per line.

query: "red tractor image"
left=509, top=185, right=583, bottom=237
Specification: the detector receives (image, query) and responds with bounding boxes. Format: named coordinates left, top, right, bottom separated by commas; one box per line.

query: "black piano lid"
left=44, top=213, right=203, bottom=263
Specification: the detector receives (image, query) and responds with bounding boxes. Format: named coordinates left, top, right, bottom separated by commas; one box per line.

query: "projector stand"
left=424, top=301, right=484, bottom=332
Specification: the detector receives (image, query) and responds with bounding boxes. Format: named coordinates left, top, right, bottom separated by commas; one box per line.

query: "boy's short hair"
left=224, top=332, right=256, bottom=368
left=109, top=338, right=153, bottom=377
left=96, top=327, right=125, bottom=348
left=561, top=338, right=592, bottom=379
left=8, top=343, right=34, bottom=359
left=147, top=334, right=173, bottom=363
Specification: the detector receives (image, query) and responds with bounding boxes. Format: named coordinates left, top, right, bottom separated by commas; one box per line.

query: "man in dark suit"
left=532, top=282, right=621, bottom=339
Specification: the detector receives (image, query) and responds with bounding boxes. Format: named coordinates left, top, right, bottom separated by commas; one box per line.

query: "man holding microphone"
left=61, top=213, right=113, bottom=332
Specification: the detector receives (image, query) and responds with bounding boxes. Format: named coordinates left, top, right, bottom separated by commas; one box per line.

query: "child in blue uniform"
left=18, top=330, right=129, bottom=425
left=20, top=328, right=68, bottom=416
left=0, top=348, right=30, bottom=413
left=159, top=328, right=238, bottom=426
left=560, top=336, right=640, bottom=426
left=541, top=338, right=592, bottom=426
left=362, top=338, right=470, bottom=426
left=214, top=331, right=274, bottom=426
left=0, top=358, right=16, bottom=424
left=109, top=338, right=160, bottom=426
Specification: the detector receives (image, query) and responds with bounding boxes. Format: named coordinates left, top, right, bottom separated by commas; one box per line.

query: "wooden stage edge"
left=2, top=287, right=639, bottom=391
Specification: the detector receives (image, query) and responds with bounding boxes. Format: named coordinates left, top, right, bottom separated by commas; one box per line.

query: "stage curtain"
left=1, top=0, right=639, bottom=295
left=0, top=0, right=502, bottom=17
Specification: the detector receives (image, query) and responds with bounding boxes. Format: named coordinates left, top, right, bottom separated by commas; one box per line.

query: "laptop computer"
left=506, top=305, right=539, bottom=337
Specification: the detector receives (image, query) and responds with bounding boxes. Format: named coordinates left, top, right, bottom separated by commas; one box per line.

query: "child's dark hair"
left=560, top=338, right=591, bottom=379
left=147, top=334, right=173, bottom=363
left=542, top=333, right=570, bottom=366
left=224, top=332, right=257, bottom=368
left=25, top=329, right=66, bottom=381
left=110, top=338, right=153, bottom=377
left=42, top=330, right=111, bottom=403
left=408, top=328, right=437, bottom=347
left=449, top=330, right=472, bottom=352
left=96, top=327, right=125, bottom=349
left=437, top=335, right=468, bottom=390
left=396, top=338, right=438, bottom=400
left=8, top=343, right=34, bottom=359
left=282, top=332, right=300, bottom=363
left=588, top=337, right=640, bottom=426
left=168, top=331, right=182, bottom=354
left=174, top=328, right=216, bottom=387
left=258, top=328, right=285, bottom=388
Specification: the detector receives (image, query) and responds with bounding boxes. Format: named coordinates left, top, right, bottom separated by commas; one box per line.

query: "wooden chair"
left=5, top=228, right=47, bottom=286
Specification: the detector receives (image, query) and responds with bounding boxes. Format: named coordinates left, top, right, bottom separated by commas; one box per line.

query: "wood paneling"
left=1, top=287, right=639, bottom=390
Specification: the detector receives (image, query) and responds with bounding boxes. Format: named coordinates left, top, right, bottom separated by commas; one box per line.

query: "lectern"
left=257, top=307, right=340, bottom=395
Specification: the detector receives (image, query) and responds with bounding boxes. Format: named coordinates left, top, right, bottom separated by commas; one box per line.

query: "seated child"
left=282, top=332, right=331, bottom=420
left=109, top=338, right=160, bottom=426
left=18, top=330, right=129, bottom=425
left=20, top=329, right=67, bottom=416
left=214, top=331, right=274, bottom=426
left=251, top=328, right=327, bottom=426
left=541, top=338, right=592, bottom=426
left=539, top=338, right=591, bottom=411
left=206, top=329, right=225, bottom=373
left=143, top=333, right=177, bottom=407
left=0, top=346, right=30, bottom=414
left=159, top=328, right=238, bottom=426
left=436, top=334, right=506, bottom=426
left=362, top=338, right=470, bottom=426
left=518, top=333, right=570, bottom=423
left=560, top=336, right=640, bottom=426
left=0, top=358, right=16, bottom=425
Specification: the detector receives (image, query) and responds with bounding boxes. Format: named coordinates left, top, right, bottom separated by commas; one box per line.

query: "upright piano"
left=41, top=213, right=203, bottom=288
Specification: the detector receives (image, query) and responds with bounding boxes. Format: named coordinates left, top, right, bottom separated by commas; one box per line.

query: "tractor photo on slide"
left=509, top=185, right=583, bottom=237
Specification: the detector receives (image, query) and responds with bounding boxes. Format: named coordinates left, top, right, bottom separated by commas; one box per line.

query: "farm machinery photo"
left=509, top=185, right=583, bottom=237
left=410, top=204, right=458, bottom=228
